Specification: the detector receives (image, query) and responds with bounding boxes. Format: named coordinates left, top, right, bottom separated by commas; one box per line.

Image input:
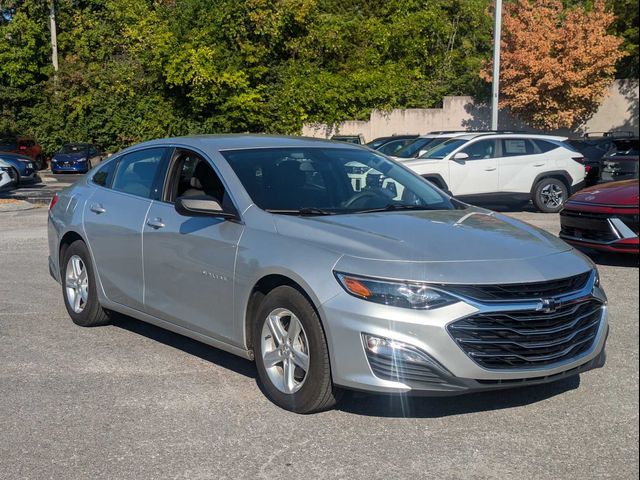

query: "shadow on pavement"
left=337, top=376, right=580, bottom=418
left=112, top=313, right=257, bottom=379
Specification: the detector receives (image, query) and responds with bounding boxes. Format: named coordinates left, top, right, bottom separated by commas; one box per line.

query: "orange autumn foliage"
left=481, top=0, right=626, bottom=130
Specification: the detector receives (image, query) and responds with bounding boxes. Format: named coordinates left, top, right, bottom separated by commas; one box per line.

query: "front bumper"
left=51, top=162, right=89, bottom=173
left=560, top=205, right=639, bottom=254
left=320, top=275, right=608, bottom=395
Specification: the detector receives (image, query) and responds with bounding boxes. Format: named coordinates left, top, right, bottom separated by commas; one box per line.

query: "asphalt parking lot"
left=0, top=207, right=638, bottom=479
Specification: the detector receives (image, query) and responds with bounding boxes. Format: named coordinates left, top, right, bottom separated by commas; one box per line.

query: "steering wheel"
left=343, top=190, right=388, bottom=209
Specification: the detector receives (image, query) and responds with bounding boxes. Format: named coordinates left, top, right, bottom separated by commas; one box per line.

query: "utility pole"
left=491, top=0, right=502, bottom=131
left=49, top=0, right=59, bottom=73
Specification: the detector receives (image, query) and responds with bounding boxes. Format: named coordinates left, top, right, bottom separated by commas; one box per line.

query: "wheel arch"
left=243, top=273, right=324, bottom=354
left=59, top=230, right=86, bottom=272
left=531, top=170, right=573, bottom=195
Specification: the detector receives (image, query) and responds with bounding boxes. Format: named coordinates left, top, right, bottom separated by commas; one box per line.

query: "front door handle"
left=484, top=167, right=497, bottom=171
left=533, top=163, right=545, bottom=167
left=90, top=203, right=106, bottom=214
left=146, top=218, right=165, bottom=230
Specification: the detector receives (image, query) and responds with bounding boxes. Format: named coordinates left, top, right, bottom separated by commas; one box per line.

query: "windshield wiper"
left=353, top=204, right=436, bottom=214
left=265, top=208, right=336, bottom=216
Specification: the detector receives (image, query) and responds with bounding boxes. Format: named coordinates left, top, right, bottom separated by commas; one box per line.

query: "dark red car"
left=559, top=180, right=639, bottom=254
left=0, top=136, right=45, bottom=170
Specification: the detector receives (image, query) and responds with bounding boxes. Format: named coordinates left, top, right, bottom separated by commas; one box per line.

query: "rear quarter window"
left=536, top=140, right=561, bottom=153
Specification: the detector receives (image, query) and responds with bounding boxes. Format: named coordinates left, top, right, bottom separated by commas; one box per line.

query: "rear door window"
left=535, top=140, right=560, bottom=153
left=111, top=148, right=167, bottom=199
left=501, top=139, right=535, bottom=157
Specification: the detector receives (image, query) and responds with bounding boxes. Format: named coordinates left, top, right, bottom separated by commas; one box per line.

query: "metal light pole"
left=49, top=0, right=59, bottom=73
left=491, top=0, right=502, bottom=131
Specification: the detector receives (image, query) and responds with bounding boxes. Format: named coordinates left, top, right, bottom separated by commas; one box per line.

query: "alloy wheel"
left=65, top=255, right=89, bottom=313
left=540, top=183, right=564, bottom=209
left=260, top=308, right=310, bottom=394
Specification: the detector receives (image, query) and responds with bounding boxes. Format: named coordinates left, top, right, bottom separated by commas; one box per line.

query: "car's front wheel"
left=61, top=240, right=110, bottom=327
left=253, top=286, right=339, bottom=413
left=533, top=178, right=568, bottom=213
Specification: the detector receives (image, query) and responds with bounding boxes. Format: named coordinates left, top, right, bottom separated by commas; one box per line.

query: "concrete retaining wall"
left=302, top=79, right=639, bottom=141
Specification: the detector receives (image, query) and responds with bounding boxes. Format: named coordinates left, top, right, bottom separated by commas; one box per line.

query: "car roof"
left=0, top=152, right=32, bottom=161
left=452, top=133, right=568, bottom=141
left=120, top=134, right=367, bottom=154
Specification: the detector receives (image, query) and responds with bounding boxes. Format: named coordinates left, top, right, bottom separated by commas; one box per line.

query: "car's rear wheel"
left=533, top=178, right=568, bottom=213
left=253, top=286, right=339, bottom=413
left=61, top=240, right=110, bottom=327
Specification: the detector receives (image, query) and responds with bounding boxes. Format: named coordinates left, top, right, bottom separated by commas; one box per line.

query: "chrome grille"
left=448, top=299, right=603, bottom=369
left=441, top=271, right=591, bottom=302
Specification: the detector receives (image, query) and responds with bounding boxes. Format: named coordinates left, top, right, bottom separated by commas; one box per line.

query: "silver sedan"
left=47, top=135, right=608, bottom=413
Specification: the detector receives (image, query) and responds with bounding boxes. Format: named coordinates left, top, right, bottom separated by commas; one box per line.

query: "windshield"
left=393, top=138, right=436, bottom=158
left=222, top=147, right=462, bottom=214
left=423, top=139, right=467, bottom=159
left=366, top=138, right=389, bottom=149
left=60, top=144, right=90, bottom=154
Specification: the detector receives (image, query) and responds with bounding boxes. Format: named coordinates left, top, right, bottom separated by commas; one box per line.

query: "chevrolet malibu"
left=48, top=135, right=609, bottom=413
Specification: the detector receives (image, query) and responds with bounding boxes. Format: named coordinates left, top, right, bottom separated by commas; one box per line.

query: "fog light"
left=363, top=334, right=433, bottom=366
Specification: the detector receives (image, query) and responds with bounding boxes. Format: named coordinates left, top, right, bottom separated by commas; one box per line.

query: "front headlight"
left=334, top=272, right=457, bottom=309
left=77, top=157, right=87, bottom=162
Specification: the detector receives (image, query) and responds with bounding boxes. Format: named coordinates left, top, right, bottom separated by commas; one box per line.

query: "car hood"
left=54, top=152, right=88, bottom=161
left=273, top=208, right=592, bottom=283
left=569, top=180, right=639, bottom=206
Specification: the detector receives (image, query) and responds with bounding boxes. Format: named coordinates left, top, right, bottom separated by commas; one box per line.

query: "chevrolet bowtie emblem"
left=538, top=298, right=560, bottom=313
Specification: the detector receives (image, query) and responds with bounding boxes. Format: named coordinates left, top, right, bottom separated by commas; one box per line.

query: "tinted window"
left=394, top=138, right=437, bottom=158
left=536, top=140, right=561, bottom=153
left=423, top=139, right=467, bottom=159
left=502, top=139, right=535, bottom=156
left=223, top=148, right=461, bottom=213
left=92, top=159, right=118, bottom=187
left=378, top=138, right=413, bottom=156
left=460, top=139, right=497, bottom=159
left=111, top=148, right=165, bottom=198
left=0, top=138, right=18, bottom=150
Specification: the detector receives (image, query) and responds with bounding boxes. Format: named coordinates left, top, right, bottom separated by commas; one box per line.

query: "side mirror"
left=175, top=195, right=236, bottom=219
left=452, top=152, right=469, bottom=162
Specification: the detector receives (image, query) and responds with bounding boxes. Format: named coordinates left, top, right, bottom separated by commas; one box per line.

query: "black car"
left=365, top=135, right=419, bottom=156
left=566, top=132, right=638, bottom=186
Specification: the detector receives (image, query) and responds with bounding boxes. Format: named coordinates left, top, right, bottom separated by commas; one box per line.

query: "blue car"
left=0, top=152, right=37, bottom=183
left=51, top=143, right=102, bottom=173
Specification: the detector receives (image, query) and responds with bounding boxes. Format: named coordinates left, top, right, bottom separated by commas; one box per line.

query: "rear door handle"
left=484, top=167, right=497, bottom=171
left=89, top=203, right=106, bottom=214
left=146, top=218, right=165, bottom=230
left=533, top=163, right=545, bottom=167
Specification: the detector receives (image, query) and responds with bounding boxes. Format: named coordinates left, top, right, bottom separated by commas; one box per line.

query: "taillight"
left=49, top=193, right=59, bottom=211
left=584, top=165, right=591, bottom=173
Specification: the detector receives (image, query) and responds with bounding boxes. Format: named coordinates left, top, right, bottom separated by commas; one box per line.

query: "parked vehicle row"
left=0, top=136, right=45, bottom=170
left=49, top=135, right=609, bottom=413
left=567, top=131, right=639, bottom=186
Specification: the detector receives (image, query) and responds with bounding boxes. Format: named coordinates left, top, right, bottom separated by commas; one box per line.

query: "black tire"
left=61, top=240, right=110, bottom=327
left=11, top=167, right=20, bottom=185
left=532, top=178, right=568, bottom=213
left=253, top=286, right=340, bottom=413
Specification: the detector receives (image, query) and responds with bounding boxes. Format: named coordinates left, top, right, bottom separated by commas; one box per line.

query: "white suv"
left=401, top=133, right=586, bottom=212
